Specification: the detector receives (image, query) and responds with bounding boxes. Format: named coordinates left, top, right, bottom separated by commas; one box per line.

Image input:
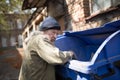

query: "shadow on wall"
left=0, top=47, right=23, bottom=80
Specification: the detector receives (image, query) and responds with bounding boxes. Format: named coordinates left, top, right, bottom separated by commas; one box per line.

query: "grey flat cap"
left=39, top=16, right=61, bottom=31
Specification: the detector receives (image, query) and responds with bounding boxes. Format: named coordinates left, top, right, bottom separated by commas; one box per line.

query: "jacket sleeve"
left=34, top=36, right=73, bottom=65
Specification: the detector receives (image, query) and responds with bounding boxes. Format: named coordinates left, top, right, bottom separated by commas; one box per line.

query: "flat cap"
left=39, top=16, right=61, bottom=31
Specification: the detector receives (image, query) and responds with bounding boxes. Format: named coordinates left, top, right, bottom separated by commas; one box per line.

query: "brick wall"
left=64, top=0, right=120, bottom=31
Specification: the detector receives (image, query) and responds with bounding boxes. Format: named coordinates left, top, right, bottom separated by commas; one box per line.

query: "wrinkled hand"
left=72, top=53, right=77, bottom=60
left=69, top=51, right=77, bottom=60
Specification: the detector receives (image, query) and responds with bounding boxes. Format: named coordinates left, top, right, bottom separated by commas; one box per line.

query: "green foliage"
left=0, top=0, right=23, bottom=13
left=0, top=0, right=24, bottom=31
left=0, top=14, right=10, bottom=31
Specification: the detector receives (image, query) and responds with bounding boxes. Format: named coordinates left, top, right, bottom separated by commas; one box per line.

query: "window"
left=17, top=19, right=23, bottom=29
left=24, top=32, right=28, bottom=40
left=29, top=26, right=33, bottom=34
left=18, top=35, right=23, bottom=47
left=7, top=20, right=14, bottom=30
left=90, top=0, right=120, bottom=14
left=2, top=37, right=7, bottom=47
left=10, top=36, right=16, bottom=46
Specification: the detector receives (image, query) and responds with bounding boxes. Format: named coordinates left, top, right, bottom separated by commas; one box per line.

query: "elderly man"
left=19, top=16, right=74, bottom=80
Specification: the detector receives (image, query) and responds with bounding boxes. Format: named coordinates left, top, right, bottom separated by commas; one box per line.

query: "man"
left=19, top=16, right=74, bottom=80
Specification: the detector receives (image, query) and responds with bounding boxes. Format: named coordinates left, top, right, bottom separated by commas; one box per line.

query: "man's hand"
left=69, top=51, right=77, bottom=60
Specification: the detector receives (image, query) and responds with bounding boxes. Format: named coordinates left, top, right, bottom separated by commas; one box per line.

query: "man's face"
left=44, top=29, right=60, bottom=42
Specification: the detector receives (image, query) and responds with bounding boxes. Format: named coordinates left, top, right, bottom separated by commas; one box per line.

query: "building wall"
left=64, top=0, right=120, bottom=31
left=43, top=0, right=120, bottom=32
left=0, top=14, right=30, bottom=48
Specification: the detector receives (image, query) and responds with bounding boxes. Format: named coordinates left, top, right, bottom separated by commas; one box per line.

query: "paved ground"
left=0, top=48, right=23, bottom=80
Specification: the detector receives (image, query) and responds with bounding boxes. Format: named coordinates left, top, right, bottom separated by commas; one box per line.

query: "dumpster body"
left=55, top=20, right=120, bottom=80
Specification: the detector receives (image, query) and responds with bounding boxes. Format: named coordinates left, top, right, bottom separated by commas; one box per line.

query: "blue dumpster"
left=55, top=20, right=120, bottom=80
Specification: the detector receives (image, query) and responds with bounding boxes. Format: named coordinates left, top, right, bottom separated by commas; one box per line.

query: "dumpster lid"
left=65, top=20, right=120, bottom=36
left=60, top=20, right=120, bottom=45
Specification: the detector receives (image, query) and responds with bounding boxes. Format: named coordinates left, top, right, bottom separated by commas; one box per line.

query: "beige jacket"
left=19, top=32, right=73, bottom=80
